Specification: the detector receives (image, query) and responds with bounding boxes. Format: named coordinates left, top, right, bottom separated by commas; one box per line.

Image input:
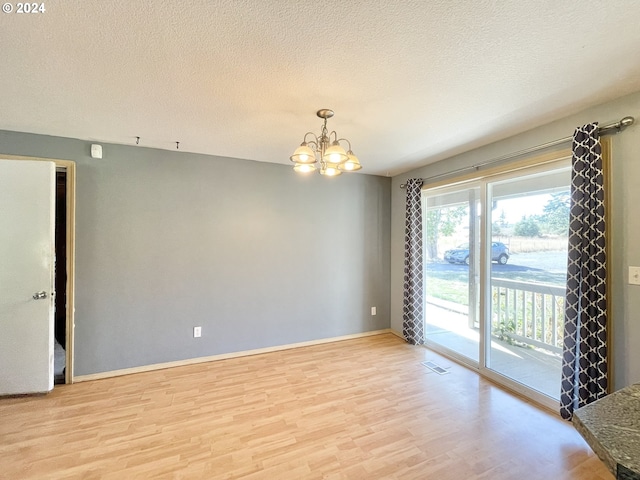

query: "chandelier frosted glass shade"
left=338, top=152, right=362, bottom=172
left=322, top=143, right=349, bottom=164
left=293, top=163, right=316, bottom=173
left=290, top=144, right=316, bottom=164
left=320, top=163, right=341, bottom=176
left=289, top=109, right=362, bottom=176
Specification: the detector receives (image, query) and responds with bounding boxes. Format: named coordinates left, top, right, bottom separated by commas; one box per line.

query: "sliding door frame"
left=422, top=148, right=578, bottom=412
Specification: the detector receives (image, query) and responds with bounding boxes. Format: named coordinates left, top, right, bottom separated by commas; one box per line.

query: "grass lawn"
left=425, top=257, right=566, bottom=306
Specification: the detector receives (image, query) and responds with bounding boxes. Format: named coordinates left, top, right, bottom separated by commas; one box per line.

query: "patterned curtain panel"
left=560, top=123, right=608, bottom=420
left=403, top=178, right=424, bottom=345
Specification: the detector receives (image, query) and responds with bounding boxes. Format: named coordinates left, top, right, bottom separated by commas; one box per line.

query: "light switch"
left=629, top=266, right=640, bottom=285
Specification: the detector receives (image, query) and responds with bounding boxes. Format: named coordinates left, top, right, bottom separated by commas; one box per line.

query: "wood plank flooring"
left=0, top=334, right=613, bottom=479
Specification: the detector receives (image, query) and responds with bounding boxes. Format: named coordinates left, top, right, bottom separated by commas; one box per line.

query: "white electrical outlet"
left=193, top=326, right=202, bottom=338
left=371, top=306, right=377, bottom=316
left=629, top=266, right=640, bottom=285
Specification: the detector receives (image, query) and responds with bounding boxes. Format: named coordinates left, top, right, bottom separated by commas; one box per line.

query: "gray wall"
left=391, top=90, right=640, bottom=391
left=0, top=132, right=391, bottom=376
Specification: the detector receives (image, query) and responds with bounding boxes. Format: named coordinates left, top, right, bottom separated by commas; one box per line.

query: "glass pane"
left=487, top=167, right=570, bottom=399
left=424, top=186, right=480, bottom=363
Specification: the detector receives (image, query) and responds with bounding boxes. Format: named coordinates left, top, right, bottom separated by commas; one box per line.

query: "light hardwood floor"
left=0, top=334, right=612, bottom=479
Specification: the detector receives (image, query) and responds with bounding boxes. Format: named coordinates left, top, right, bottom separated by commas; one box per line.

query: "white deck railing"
left=491, top=278, right=565, bottom=354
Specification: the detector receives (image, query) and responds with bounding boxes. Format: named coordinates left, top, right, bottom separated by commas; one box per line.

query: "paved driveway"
left=428, top=251, right=567, bottom=284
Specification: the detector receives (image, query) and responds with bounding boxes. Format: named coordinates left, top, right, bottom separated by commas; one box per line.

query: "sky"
left=494, top=193, right=551, bottom=224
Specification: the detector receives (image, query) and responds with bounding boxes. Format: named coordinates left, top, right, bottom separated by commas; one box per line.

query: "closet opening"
left=54, top=168, right=67, bottom=385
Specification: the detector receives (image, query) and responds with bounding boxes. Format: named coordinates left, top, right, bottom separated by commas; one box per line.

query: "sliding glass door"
left=486, top=165, right=571, bottom=399
left=424, top=184, right=480, bottom=364
left=423, top=159, right=571, bottom=404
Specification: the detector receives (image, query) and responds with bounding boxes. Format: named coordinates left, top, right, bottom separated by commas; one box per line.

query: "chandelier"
left=289, top=109, right=362, bottom=176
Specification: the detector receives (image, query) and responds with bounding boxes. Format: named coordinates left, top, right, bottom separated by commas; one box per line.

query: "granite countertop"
left=573, top=383, right=640, bottom=479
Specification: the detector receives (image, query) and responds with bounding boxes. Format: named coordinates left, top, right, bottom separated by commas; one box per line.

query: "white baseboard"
left=389, top=329, right=404, bottom=340
left=74, top=329, right=393, bottom=383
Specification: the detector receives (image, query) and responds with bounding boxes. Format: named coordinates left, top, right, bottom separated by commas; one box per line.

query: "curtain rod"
left=399, top=116, right=635, bottom=188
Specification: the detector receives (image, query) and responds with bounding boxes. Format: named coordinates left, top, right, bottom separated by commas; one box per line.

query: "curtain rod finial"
left=620, top=116, right=635, bottom=129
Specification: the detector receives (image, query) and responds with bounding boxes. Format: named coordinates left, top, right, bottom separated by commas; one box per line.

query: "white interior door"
left=0, top=159, right=55, bottom=395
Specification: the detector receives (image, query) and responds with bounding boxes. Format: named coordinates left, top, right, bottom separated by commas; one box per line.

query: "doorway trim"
left=0, top=154, right=76, bottom=384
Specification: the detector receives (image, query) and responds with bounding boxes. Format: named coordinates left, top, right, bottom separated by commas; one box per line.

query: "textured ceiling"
left=1, top=0, right=640, bottom=176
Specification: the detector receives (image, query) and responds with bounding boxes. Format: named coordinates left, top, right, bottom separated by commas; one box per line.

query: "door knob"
left=32, top=291, right=48, bottom=300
